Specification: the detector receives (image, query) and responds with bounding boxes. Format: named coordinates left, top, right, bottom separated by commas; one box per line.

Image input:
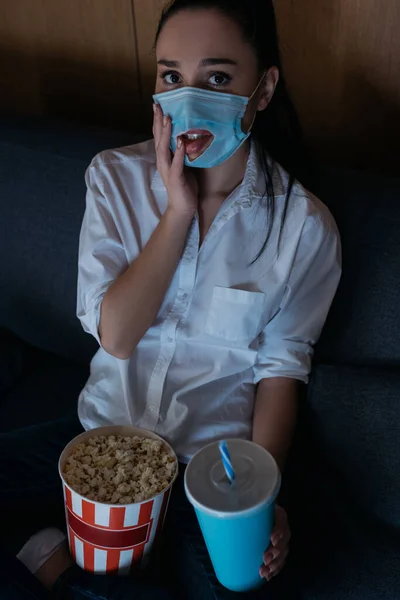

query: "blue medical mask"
left=153, top=75, right=265, bottom=169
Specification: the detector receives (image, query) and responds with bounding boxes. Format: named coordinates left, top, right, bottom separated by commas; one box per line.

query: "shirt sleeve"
left=253, top=213, right=342, bottom=384
left=77, top=163, right=128, bottom=344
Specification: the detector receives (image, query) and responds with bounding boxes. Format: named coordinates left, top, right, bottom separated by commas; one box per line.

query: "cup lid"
left=184, top=439, right=280, bottom=516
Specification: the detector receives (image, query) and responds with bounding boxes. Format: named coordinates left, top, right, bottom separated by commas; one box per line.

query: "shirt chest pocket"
left=205, top=286, right=266, bottom=343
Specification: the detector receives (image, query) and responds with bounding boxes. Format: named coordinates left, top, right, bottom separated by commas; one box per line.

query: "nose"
left=184, top=81, right=206, bottom=90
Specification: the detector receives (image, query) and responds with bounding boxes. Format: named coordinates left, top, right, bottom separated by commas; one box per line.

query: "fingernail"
left=163, top=115, right=168, bottom=127
left=153, top=103, right=157, bottom=114
left=177, top=138, right=182, bottom=149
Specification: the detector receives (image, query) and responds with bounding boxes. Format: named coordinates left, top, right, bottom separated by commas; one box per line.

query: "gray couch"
left=0, top=116, right=399, bottom=599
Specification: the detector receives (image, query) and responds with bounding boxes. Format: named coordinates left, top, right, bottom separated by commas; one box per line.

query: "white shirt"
left=77, top=139, right=341, bottom=463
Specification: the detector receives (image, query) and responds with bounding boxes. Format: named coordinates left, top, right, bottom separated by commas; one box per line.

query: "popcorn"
left=62, top=435, right=176, bottom=504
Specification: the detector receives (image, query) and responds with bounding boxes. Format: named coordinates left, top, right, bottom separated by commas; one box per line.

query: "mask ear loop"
left=246, top=71, right=267, bottom=133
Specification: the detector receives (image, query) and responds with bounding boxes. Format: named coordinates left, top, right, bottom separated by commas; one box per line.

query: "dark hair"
left=156, top=0, right=306, bottom=260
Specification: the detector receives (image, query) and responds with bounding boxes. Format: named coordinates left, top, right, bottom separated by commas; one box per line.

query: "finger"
left=170, top=136, right=185, bottom=178
left=271, top=529, right=291, bottom=547
left=260, top=551, right=288, bottom=581
left=271, top=529, right=282, bottom=546
left=271, top=532, right=283, bottom=547
left=264, top=533, right=290, bottom=560
left=152, top=103, right=163, bottom=146
left=157, top=114, right=172, bottom=172
left=260, top=562, right=283, bottom=581
left=268, top=547, right=289, bottom=572
left=263, top=547, right=280, bottom=566
left=271, top=516, right=290, bottom=547
left=271, top=512, right=287, bottom=545
left=266, top=534, right=287, bottom=554
left=260, top=563, right=278, bottom=580
left=268, top=552, right=289, bottom=579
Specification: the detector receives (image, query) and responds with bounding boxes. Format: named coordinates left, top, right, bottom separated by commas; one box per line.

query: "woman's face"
left=155, top=8, right=278, bottom=139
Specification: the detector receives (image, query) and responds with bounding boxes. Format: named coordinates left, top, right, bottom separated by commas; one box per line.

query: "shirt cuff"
left=253, top=339, right=313, bottom=384
left=77, top=285, right=110, bottom=346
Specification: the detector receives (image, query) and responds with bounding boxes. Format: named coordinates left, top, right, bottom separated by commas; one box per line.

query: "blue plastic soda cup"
left=184, top=439, right=281, bottom=593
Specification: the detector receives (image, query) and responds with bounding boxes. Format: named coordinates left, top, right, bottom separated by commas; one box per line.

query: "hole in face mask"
left=178, top=132, right=215, bottom=162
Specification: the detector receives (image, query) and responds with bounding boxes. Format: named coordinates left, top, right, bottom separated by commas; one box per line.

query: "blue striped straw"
left=218, top=440, right=236, bottom=484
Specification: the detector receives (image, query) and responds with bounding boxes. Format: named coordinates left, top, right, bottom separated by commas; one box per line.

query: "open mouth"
left=178, top=130, right=214, bottom=161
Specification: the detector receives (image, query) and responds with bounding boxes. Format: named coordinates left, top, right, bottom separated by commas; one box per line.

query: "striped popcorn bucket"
left=58, top=426, right=178, bottom=575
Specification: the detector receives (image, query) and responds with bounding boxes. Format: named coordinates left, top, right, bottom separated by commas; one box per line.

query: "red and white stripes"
left=63, top=484, right=171, bottom=574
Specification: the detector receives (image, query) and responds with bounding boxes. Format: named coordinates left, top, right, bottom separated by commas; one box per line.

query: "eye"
left=208, top=72, right=232, bottom=88
left=160, top=71, right=181, bottom=86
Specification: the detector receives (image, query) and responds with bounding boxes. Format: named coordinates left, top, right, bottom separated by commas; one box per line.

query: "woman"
left=1, top=0, right=341, bottom=598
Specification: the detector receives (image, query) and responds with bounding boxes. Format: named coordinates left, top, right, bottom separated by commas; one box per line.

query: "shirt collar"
left=150, top=138, right=285, bottom=202
left=239, top=140, right=260, bottom=206
left=248, top=141, right=286, bottom=200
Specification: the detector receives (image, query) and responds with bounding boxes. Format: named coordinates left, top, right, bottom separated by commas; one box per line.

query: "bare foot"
left=35, top=542, right=74, bottom=590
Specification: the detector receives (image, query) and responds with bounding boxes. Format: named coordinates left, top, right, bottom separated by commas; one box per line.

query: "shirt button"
left=167, top=336, right=173, bottom=343
left=182, top=294, right=188, bottom=301
left=149, top=405, right=156, bottom=413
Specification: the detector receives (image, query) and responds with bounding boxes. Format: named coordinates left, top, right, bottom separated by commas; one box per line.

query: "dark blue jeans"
left=0, top=415, right=298, bottom=600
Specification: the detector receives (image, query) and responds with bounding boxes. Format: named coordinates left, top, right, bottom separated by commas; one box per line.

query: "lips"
left=178, top=129, right=214, bottom=160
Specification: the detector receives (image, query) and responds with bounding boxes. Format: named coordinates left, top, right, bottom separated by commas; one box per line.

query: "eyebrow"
left=157, top=58, right=238, bottom=68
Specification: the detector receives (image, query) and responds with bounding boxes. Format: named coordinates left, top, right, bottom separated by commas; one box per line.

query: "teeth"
left=185, top=134, right=206, bottom=140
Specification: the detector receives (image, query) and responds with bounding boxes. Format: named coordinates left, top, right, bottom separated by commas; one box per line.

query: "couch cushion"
left=0, top=116, right=136, bottom=162
left=0, top=349, right=89, bottom=432
left=307, top=167, right=400, bottom=366
left=306, top=364, right=400, bottom=529
left=0, top=329, right=24, bottom=394
left=286, top=364, right=400, bottom=599
left=0, top=117, right=144, bottom=363
left=292, top=499, right=400, bottom=600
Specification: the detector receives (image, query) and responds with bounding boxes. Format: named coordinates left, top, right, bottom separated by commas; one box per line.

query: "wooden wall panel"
left=132, top=0, right=166, bottom=128
left=0, top=0, right=140, bottom=130
left=1, top=0, right=400, bottom=172
left=133, top=0, right=400, bottom=172
left=276, top=0, right=400, bottom=172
